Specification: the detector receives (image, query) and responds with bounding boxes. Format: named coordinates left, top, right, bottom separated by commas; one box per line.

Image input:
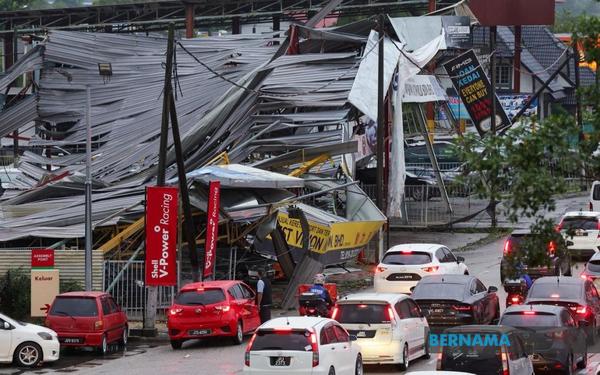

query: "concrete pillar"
left=185, top=3, right=195, bottom=38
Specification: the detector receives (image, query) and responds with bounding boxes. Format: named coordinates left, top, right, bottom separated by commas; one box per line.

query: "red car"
left=167, top=280, right=260, bottom=349
left=45, top=291, right=128, bottom=355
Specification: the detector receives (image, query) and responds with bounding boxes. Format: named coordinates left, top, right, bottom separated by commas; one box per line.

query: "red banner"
left=31, top=249, right=54, bottom=268
left=204, top=181, right=220, bottom=278
left=145, top=186, right=178, bottom=286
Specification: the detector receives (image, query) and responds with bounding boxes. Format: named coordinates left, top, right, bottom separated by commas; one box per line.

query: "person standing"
left=256, top=269, right=272, bottom=323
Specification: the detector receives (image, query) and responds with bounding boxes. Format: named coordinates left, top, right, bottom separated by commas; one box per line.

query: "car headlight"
left=37, top=332, right=53, bottom=340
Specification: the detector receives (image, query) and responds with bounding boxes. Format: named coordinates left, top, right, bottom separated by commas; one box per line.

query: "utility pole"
left=84, top=86, right=93, bottom=291
left=573, top=41, right=583, bottom=140
left=489, top=26, right=498, bottom=228
left=376, top=14, right=385, bottom=262
left=144, top=23, right=175, bottom=336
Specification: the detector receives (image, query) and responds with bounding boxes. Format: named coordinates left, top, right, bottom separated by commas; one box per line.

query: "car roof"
left=180, top=280, right=240, bottom=291
left=419, top=274, right=474, bottom=284
left=339, top=293, right=410, bottom=304
left=533, top=276, right=584, bottom=286
left=445, top=325, right=518, bottom=334
left=385, top=243, right=443, bottom=254
left=259, top=317, right=331, bottom=330
left=57, top=291, right=108, bottom=298
left=562, top=211, right=600, bottom=218
left=503, top=304, right=565, bottom=315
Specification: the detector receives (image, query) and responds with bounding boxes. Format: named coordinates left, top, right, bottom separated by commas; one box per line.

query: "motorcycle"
left=297, top=283, right=338, bottom=318
left=504, top=278, right=529, bottom=307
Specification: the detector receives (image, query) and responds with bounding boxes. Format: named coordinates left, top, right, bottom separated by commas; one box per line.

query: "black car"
left=500, top=229, right=572, bottom=282
left=356, top=168, right=439, bottom=201
left=525, top=276, right=600, bottom=343
left=411, top=274, right=500, bottom=330
left=437, top=325, right=533, bottom=375
left=499, top=304, right=587, bottom=373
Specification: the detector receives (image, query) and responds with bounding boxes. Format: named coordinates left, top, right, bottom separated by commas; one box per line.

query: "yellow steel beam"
left=288, top=154, right=330, bottom=177
left=98, top=216, right=144, bottom=254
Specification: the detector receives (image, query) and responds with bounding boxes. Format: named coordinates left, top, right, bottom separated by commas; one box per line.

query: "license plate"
left=188, top=329, right=211, bottom=336
left=270, top=356, right=291, bottom=366
left=431, top=308, right=444, bottom=313
left=61, top=337, right=83, bottom=344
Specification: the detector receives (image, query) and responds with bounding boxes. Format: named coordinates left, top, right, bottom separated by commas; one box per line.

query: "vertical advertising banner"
left=145, top=186, right=178, bottom=286
left=31, top=249, right=58, bottom=317
left=443, top=50, right=510, bottom=136
left=204, top=181, right=221, bottom=279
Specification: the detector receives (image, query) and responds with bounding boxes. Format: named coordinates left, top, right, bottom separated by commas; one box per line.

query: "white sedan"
left=244, top=316, right=362, bottom=375
left=333, top=293, right=429, bottom=370
left=0, top=313, right=60, bottom=367
left=374, top=243, right=468, bottom=294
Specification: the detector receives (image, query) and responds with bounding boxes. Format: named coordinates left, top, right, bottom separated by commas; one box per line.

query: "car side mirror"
left=349, top=335, right=358, bottom=342
left=488, top=286, right=498, bottom=293
left=2, top=322, right=10, bottom=330
left=456, top=256, right=465, bottom=263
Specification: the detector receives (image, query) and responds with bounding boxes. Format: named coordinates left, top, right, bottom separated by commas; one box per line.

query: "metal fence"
left=103, top=260, right=179, bottom=321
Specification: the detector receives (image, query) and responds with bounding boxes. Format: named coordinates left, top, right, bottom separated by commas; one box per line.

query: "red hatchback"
left=167, top=280, right=260, bottom=349
left=45, top=292, right=128, bottom=355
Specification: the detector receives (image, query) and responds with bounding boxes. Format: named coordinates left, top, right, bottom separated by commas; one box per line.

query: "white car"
left=333, top=293, right=429, bottom=370
left=0, top=313, right=60, bottom=367
left=374, top=244, right=468, bottom=294
left=558, top=211, right=600, bottom=259
left=243, top=316, right=362, bottom=375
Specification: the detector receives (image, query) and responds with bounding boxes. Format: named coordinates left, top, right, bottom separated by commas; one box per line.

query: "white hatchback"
left=374, top=244, right=469, bottom=294
left=0, top=313, right=60, bottom=367
left=244, top=316, right=362, bottom=375
left=333, top=293, right=429, bottom=370
left=558, top=211, right=600, bottom=259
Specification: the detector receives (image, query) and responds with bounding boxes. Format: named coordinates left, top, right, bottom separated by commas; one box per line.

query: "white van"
left=590, top=181, right=600, bottom=211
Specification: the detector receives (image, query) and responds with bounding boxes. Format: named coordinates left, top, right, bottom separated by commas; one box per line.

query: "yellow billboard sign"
left=31, top=269, right=59, bottom=317
left=277, top=212, right=384, bottom=254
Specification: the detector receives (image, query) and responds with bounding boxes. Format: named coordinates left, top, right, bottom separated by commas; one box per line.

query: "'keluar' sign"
left=145, top=186, right=178, bottom=286
left=443, top=50, right=510, bottom=136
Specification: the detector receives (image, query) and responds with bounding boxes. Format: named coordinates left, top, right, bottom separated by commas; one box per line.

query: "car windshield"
left=251, top=330, right=311, bottom=351
left=561, top=217, right=598, bottom=230
left=500, top=312, right=558, bottom=327
left=50, top=297, right=98, bottom=317
left=382, top=251, right=431, bottom=265
left=336, top=303, right=390, bottom=324
left=442, top=343, right=503, bottom=374
left=587, top=260, right=600, bottom=273
left=412, top=283, right=465, bottom=301
left=175, top=289, right=225, bottom=306
left=528, top=283, right=581, bottom=300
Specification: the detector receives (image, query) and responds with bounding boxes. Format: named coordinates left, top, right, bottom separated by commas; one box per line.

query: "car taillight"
left=94, top=320, right=103, bottom=330
left=422, top=266, right=440, bottom=273
left=331, top=306, right=339, bottom=320
left=245, top=332, right=256, bottom=366
left=547, top=241, right=556, bottom=256
left=503, top=239, right=512, bottom=256
left=576, top=305, right=588, bottom=315
left=375, top=266, right=387, bottom=273
left=385, top=304, right=396, bottom=323
left=501, top=351, right=509, bottom=375
left=309, top=330, right=319, bottom=367
left=452, top=304, right=472, bottom=311
left=169, top=308, right=183, bottom=316
left=215, top=305, right=231, bottom=312
left=523, top=310, right=536, bottom=315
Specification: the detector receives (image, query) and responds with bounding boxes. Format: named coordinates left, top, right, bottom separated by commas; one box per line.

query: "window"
left=229, top=285, right=244, bottom=300
left=50, top=297, right=99, bottom=317
left=333, top=325, right=349, bottom=342
left=337, top=304, right=391, bottom=324
left=475, top=280, right=487, bottom=293
left=593, top=184, right=600, bottom=200
left=239, top=284, right=254, bottom=299
left=320, top=325, right=337, bottom=345
left=251, top=330, right=311, bottom=351
left=406, top=300, right=422, bottom=318
left=108, top=298, right=120, bottom=313
left=174, top=289, right=225, bottom=306
left=435, top=249, right=445, bottom=262
left=495, top=64, right=512, bottom=89
left=561, top=311, right=576, bottom=327
left=561, top=217, right=598, bottom=230
left=443, top=248, right=457, bottom=263
left=397, top=301, right=412, bottom=319
left=382, top=251, right=432, bottom=265
left=101, top=298, right=112, bottom=315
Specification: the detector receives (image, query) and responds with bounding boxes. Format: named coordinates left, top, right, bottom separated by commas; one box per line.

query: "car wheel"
left=355, top=354, right=363, bottom=375
left=14, top=342, right=42, bottom=368
left=232, top=320, right=243, bottom=345
left=577, top=350, right=587, bottom=369
left=119, top=326, right=128, bottom=348
left=170, top=340, right=183, bottom=350
left=328, top=366, right=335, bottom=375
left=398, top=343, right=409, bottom=371
left=97, top=335, right=108, bottom=355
